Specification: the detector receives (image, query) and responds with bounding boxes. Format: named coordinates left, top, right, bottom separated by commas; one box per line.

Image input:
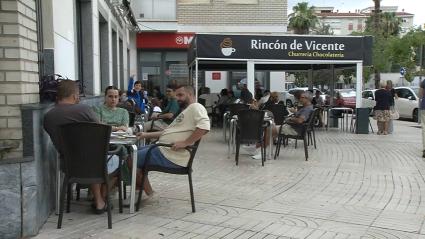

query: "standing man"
left=135, top=85, right=210, bottom=196
left=43, top=80, right=108, bottom=214
left=419, top=78, right=425, bottom=158
left=239, top=78, right=253, bottom=104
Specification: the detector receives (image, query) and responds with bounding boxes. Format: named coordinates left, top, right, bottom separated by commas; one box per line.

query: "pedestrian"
left=373, top=81, right=392, bottom=135
left=386, top=80, right=397, bottom=134
left=419, top=78, right=425, bottom=158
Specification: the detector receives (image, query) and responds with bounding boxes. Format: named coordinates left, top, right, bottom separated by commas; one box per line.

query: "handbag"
left=389, top=107, right=399, bottom=120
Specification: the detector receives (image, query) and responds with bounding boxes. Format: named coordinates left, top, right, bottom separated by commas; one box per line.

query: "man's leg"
left=91, top=184, right=105, bottom=210
left=280, top=124, right=298, bottom=136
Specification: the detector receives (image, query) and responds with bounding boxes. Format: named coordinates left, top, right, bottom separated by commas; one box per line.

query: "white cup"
left=221, top=47, right=236, bottom=56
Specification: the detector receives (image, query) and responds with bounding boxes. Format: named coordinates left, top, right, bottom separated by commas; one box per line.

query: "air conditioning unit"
left=139, top=13, right=144, bottom=18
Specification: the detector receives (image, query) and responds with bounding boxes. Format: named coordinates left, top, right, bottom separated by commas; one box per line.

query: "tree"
left=294, top=72, right=308, bottom=86
left=366, top=12, right=401, bottom=38
left=288, top=2, right=318, bottom=34
left=313, top=22, right=334, bottom=35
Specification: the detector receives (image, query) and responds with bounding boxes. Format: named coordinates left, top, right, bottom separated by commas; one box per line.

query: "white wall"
left=205, top=71, right=228, bottom=93
left=52, top=0, right=76, bottom=79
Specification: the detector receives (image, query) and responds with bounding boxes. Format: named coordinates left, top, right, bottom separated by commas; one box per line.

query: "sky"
left=288, top=0, right=425, bottom=26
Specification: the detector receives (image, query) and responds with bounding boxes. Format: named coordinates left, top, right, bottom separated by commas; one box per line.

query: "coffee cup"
left=221, top=47, right=236, bottom=56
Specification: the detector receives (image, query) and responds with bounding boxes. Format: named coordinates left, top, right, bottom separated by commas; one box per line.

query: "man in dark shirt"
left=239, top=78, right=253, bottom=104
left=43, top=80, right=107, bottom=213
left=144, top=86, right=180, bottom=131
left=420, top=79, right=425, bottom=157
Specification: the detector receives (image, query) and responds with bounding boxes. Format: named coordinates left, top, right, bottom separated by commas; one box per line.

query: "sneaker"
left=242, top=145, right=257, bottom=155
left=251, top=152, right=263, bottom=160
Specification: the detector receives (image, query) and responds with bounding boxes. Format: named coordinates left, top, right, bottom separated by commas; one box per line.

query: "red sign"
left=212, top=72, right=221, bottom=80
left=137, top=32, right=195, bottom=49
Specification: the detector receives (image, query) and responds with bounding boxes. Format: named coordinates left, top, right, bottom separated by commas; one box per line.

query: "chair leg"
left=235, top=137, right=240, bottom=166
left=274, top=136, right=281, bottom=159
left=57, top=177, right=68, bottom=229
left=369, top=121, right=374, bottom=133
left=123, top=183, right=127, bottom=200
left=312, top=129, right=317, bottom=149
left=105, top=179, right=112, bottom=229
left=118, top=161, right=123, bottom=213
left=188, top=173, right=196, bottom=213
left=303, top=137, right=309, bottom=161
left=295, top=139, right=298, bottom=149
left=66, top=183, right=72, bottom=213
left=76, top=184, right=80, bottom=201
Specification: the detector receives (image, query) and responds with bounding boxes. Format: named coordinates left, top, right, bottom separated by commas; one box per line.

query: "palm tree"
left=288, top=2, right=318, bottom=34
left=381, top=12, right=401, bottom=37
left=373, top=0, right=381, bottom=89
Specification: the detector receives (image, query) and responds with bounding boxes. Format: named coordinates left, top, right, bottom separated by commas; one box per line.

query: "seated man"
left=43, top=80, right=109, bottom=214
left=276, top=91, right=314, bottom=137
left=135, top=85, right=210, bottom=196
left=144, top=86, right=180, bottom=131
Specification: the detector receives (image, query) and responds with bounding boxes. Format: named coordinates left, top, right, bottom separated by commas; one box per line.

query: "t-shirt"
left=162, top=98, right=180, bottom=124
left=158, top=103, right=210, bottom=167
left=374, top=89, right=391, bottom=110
left=420, top=80, right=425, bottom=110
left=93, top=104, right=129, bottom=127
left=290, top=105, right=314, bottom=134
left=43, top=103, right=99, bottom=159
left=240, top=89, right=253, bottom=104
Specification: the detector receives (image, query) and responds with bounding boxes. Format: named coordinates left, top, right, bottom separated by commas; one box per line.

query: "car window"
left=396, top=89, right=410, bottom=99
left=340, top=91, right=356, bottom=97
left=362, top=91, right=372, bottom=99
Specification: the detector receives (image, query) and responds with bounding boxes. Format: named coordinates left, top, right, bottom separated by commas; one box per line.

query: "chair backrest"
left=227, top=103, right=249, bottom=117
left=185, top=140, right=201, bottom=170
left=60, top=122, right=111, bottom=184
left=236, top=109, right=265, bottom=143
left=304, top=108, right=319, bottom=132
left=265, top=104, right=289, bottom=125
left=198, top=98, right=206, bottom=107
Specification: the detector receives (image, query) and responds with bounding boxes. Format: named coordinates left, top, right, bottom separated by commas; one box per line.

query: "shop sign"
left=137, top=32, right=195, bottom=49
left=212, top=72, right=221, bottom=80
left=192, top=34, right=372, bottom=64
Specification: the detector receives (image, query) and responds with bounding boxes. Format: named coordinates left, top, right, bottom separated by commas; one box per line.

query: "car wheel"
left=413, top=108, right=418, bottom=122
left=286, top=100, right=293, bottom=107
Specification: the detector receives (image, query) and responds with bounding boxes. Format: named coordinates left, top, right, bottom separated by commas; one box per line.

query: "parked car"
left=279, top=87, right=325, bottom=107
left=335, top=89, right=356, bottom=109
left=361, top=87, right=419, bottom=122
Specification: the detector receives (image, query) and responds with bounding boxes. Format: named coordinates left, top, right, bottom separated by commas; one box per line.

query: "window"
left=357, top=24, right=362, bottom=30
left=226, top=0, right=258, bottom=4
left=362, top=91, right=373, bottom=99
left=396, top=88, right=415, bottom=99
left=178, top=0, right=210, bottom=4
left=348, top=23, right=353, bottom=31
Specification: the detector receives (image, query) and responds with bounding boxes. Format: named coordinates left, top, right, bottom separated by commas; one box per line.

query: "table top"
left=110, top=133, right=138, bottom=145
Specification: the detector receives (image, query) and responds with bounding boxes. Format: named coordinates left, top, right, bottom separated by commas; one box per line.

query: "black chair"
left=264, top=104, right=289, bottom=125
left=58, top=122, right=113, bottom=229
left=274, top=109, right=317, bottom=161
left=224, top=103, right=250, bottom=142
left=235, top=109, right=266, bottom=166
left=136, top=140, right=201, bottom=212
left=306, top=108, right=321, bottom=149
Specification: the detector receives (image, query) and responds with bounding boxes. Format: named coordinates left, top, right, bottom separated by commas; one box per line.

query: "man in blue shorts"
left=135, top=85, right=210, bottom=196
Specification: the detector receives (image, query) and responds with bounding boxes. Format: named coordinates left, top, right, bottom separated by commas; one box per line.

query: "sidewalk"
left=35, top=120, right=425, bottom=239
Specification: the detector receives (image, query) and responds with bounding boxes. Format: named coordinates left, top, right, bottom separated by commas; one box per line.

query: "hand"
left=136, top=132, right=145, bottom=140
left=171, top=141, right=189, bottom=151
left=151, top=114, right=158, bottom=120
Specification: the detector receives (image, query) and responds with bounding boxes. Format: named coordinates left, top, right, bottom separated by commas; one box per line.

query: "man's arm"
left=152, top=112, right=174, bottom=120
left=288, top=115, right=305, bottom=124
left=136, top=131, right=163, bottom=140
left=171, top=128, right=209, bottom=150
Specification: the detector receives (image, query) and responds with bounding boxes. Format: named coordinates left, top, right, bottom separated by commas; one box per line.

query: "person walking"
left=373, top=81, right=392, bottom=135
left=419, top=78, right=425, bottom=157
left=386, top=80, right=397, bottom=134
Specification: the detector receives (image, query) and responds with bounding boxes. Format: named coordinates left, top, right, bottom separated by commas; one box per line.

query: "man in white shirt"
left=135, top=85, right=210, bottom=196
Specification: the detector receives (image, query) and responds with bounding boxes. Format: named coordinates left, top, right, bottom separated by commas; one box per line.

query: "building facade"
left=315, top=6, right=414, bottom=36
left=131, top=0, right=288, bottom=94
left=0, top=0, right=138, bottom=237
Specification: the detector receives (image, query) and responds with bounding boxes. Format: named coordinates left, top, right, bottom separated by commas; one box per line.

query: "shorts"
left=137, top=145, right=182, bottom=169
